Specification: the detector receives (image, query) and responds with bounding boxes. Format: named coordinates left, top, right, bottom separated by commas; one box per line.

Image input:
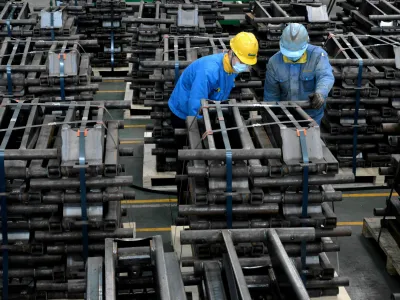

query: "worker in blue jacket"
left=264, top=23, right=334, bottom=125
left=168, top=32, right=259, bottom=128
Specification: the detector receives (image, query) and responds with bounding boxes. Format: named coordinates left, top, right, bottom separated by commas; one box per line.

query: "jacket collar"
left=223, top=53, right=235, bottom=74
left=283, top=52, right=307, bottom=64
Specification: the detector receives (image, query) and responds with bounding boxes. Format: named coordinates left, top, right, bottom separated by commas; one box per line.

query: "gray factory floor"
left=93, top=80, right=400, bottom=300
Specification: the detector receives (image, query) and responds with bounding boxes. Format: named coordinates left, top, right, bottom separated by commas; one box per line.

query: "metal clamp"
left=0, top=149, right=8, bottom=299
left=78, top=129, right=89, bottom=261
left=352, top=59, right=364, bottom=175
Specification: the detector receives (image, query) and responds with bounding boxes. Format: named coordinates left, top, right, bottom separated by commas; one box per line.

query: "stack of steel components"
left=0, top=37, right=101, bottom=101
left=244, top=0, right=336, bottom=93
left=0, top=1, right=37, bottom=39
left=175, top=100, right=353, bottom=298
left=374, top=154, right=400, bottom=242
left=335, top=0, right=400, bottom=35
left=322, top=33, right=400, bottom=167
left=0, top=100, right=136, bottom=299
left=85, top=236, right=187, bottom=299
left=64, top=0, right=134, bottom=69
left=139, top=40, right=262, bottom=173
left=180, top=227, right=351, bottom=299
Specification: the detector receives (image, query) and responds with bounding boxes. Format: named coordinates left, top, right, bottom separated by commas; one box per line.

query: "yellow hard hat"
left=230, top=32, right=258, bottom=65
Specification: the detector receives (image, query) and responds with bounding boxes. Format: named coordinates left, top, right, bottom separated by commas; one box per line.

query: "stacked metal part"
left=0, top=37, right=101, bottom=101
left=322, top=33, right=400, bottom=167
left=86, top=236, right=187, bottom=299
left=374, top=155, right=400, bottom=243
left=124, top=0, right=235, bottom=173
left=11, top=1, right=83, bottom=41
left=244, top=0, right=336, bottom=97
left=60, top=0, right=134, bottom=69
left=175, top=100, right=353, bottom=298
left=335, top=0, right=400, bottom=35
left=0, top=100, right=136, bottom=299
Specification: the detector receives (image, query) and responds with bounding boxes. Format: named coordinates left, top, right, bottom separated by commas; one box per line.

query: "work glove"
left=308, top=93, right=325, bottom=109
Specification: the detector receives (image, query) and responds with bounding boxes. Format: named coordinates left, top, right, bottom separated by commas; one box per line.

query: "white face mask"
left=233, top=62, right=248, bottom=73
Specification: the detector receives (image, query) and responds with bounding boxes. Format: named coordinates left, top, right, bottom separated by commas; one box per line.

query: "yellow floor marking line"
left=342, top=192, right=398, bottom=198
left=337, top=221, right=363, bottom=226
left=120, top=140, right=143, bottom=144
left=122, top=199, right=177, bottom=204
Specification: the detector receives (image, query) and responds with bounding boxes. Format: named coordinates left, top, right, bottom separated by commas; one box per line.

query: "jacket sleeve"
left=187, top=69, right=212, bottom=118
left=315, top=52, right=335, bottom=99
left=264, top=60, right=281, bottom=102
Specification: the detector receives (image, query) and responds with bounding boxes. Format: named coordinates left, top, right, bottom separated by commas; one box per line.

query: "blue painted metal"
left=215, top=102, right=233, bottom=228
left=59, top=54, right=65, bottom=100
left=352, top=59, right=363, bottom=175
left=79, top=130, right=89, bottom=261
left=6, top=65, right=12, bottom=96
left=110, top=31, right=115, bottom=71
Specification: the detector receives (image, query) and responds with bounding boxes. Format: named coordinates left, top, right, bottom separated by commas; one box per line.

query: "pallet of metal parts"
left=128, top=36, right=262, bottom=173
left=335, top=0, right=400, bottom=35
left=243, top=0, right=337, bottom=81
left=124, top=0, right=226, bottom=42
left=0, top=1, right=37, bottom=39
left=175, top=100, right=353, bottom=232
left=0, top=37, right=102, bottom=101
left=180, top=227, right=351, bottom=299
left=67, top=0, right=134, bottom=69
left=375, top=154, right=400, bottom=238
left=85, top=236, right=187, bottom=299
left=0, top=100, right=136, bottom=299
left=323, top=34, right=400, bottom=168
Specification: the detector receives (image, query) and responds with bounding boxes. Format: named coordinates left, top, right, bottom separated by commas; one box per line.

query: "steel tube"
left=1, top=149, right=58, bottom=160
left=35, top=229, right=134, bottom=242
left=253, top=173, right=354, bottom=187
left=30, top=176, right=133, bottom=189
left=179, top=204, right=279, bottom=216
left=330, top=59, right=395, bottom=66
left=181, top=227, right=351, bottom=244
left=178, top=149, right=281, bottom=160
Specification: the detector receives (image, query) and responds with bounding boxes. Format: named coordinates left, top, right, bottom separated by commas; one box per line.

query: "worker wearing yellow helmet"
left=168, top=32, right=259, bottom=128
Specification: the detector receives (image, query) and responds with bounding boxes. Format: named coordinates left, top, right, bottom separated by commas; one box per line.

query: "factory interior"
left=1, top=0, right=400, bottom=299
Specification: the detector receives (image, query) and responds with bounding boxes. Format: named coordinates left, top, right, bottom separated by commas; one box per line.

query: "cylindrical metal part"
left=178, top=204, right=279, bottom=216
left=178, top=149, right=281, bottom=160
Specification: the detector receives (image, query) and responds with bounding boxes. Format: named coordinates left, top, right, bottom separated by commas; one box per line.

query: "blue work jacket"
left=168, top=53, right=238, bottom=120
left=263, top=44, right=334, bottom=124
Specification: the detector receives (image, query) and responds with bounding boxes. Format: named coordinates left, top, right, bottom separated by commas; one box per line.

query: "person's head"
left=280, top=23, right=309, bottom=62
left=229, top=32, right=258, bottom=73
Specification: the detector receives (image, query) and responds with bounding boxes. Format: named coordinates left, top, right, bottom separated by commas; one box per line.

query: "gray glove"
left=309, top=93, right=325, bottom=109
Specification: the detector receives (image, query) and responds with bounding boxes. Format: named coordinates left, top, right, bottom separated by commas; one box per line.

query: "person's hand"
left=308, top=93, right=325, bottom=109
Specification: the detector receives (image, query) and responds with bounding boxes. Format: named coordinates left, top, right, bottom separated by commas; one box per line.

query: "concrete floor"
left=92, top=80, right=400, bottom=300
